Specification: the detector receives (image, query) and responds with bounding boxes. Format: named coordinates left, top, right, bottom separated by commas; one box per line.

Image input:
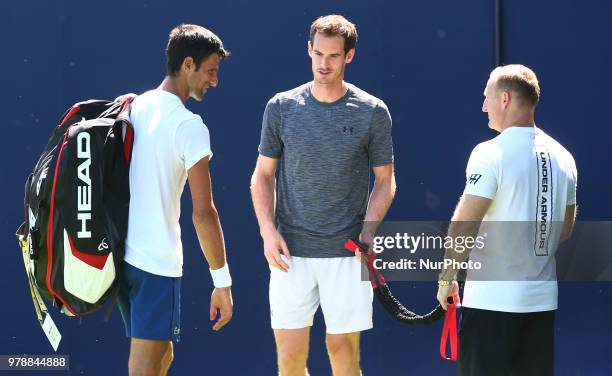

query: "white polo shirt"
left=462, top=126, right=577, bottom=312
left=124, top=89, right=212, bottom=277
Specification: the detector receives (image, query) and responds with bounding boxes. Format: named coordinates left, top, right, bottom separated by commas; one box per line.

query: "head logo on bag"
left=16, top=95, right=135, bottom=321
left=76, top=132, right=92, bottom=239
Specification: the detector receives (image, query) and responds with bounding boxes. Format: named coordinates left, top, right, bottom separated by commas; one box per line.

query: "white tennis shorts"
left=269, top=255, right=373, bottom=334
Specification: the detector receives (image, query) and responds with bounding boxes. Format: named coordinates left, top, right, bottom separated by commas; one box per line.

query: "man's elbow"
left=250, top=171, right=273, bottom=193
left=193, top=206, right=218, bottom=225
left=249, top=172, right=259, bottom=193
left=381, top=175, right=397, bottom=199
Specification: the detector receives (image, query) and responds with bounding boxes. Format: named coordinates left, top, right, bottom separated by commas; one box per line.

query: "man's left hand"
left=210, top=287, right=233, bottom=331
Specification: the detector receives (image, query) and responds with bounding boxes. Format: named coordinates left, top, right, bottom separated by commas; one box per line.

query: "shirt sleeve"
left=175, top=116, right=213, bottom=171
left=258, top=96, right=282, bottom=158
left=368, top=101, right=394, bottom=167
left=463, top=144, right=498, bottom=199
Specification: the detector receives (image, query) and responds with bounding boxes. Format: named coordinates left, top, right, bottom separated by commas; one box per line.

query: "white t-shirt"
left=124, top=89, right=212, bottom=277
left=462, top=126, right=577, bottom=312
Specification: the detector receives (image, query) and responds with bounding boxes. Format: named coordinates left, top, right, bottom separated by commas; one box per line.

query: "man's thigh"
left=458, top=307, right=524, bottom=376
left=269, top=256, right=319, bottom=330
left=512, top=310, right=555, bottom=376
left=315, top=257, right=373, bottom=334
left=274, top=328, right=311, bottom=355
left=118, top=262, right=182, bottom=342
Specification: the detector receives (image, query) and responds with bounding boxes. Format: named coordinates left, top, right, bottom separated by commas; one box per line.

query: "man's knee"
left=274, top=329, right=310, bottom=370
left=278, top=346, right=308, bottom=367
left=161, top=342, right=174, bottom=371
left=326, top=332, right=360, bottom=363
left=277, top=338, right=309, bottom=368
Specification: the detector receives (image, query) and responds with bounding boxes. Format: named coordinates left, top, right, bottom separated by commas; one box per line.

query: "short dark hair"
left=491, top=65, right=540, bottom=109
left=309, top=15, right=358, bottom=53
left=165, top=24, right=230, bottom=76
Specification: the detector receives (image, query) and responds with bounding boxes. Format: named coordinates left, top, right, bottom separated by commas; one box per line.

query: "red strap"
left=117, top=96, right=135, bottom=164
left=440, top=292, right=459, bottom=361
left=123, top=126, right=134, bottom=163
left=343, top=239, right=385, bottom=288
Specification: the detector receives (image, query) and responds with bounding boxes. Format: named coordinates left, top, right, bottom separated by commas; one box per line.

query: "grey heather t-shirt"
left=258, top=82, right=393, bottom=257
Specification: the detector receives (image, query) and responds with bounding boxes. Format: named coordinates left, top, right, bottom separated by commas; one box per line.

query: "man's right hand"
left=262, top=228, right=292, bottom=272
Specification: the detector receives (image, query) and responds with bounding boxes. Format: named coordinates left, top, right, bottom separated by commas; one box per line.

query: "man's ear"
left=345, top=48, right=355, bottom=64
left=307, top=41, right=313, bottom=58
left=182, top=56, right=195, bottom=72
left=502, top=91, right=510, bottom=109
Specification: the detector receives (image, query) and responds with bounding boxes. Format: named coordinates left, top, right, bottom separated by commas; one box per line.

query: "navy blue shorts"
left=117, top=262, right=181, bottom=342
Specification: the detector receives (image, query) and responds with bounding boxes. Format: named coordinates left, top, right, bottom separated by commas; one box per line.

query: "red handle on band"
left=440, top=292, right=459, bottom=361
left=343, top=239, right=386, bottom=287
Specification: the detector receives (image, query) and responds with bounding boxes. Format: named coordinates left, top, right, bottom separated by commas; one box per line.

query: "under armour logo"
left=98, top=238, right=109, bottom=252
left=468, top=174, right=482, bottom=185
left=342, top=126, right=354, bottom=134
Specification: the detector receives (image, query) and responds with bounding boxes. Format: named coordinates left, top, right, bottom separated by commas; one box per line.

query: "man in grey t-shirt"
left=251, top=15, right=395, bottom=376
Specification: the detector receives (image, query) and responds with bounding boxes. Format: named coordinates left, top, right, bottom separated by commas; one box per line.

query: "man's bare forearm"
left=439, top=221, right=481, bottom=281
left=439, top=195, right=491, bottom=281
left=250, top=172, right=277, bottom=235
left=193, top=207, right=227, bottom=269
left=361, top=174, right=396, bottom=240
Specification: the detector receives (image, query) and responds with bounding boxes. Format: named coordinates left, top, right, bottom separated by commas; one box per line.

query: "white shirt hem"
left=124, top=254, right=182, bottom=278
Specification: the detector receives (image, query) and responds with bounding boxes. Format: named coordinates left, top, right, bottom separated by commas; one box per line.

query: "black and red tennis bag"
left=16, top=96, right=135, bottom=319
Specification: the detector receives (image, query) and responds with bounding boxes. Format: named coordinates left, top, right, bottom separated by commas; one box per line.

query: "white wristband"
left=209, top=264, right=232, bottom=288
